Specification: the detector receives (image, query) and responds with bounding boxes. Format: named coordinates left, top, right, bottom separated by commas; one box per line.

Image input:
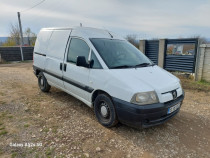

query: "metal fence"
left=164, top=39, right=198, bottom=73
left=145, top=40, right=159, bottom=65
left=143, top=38, right=198, bottom=73
left=0, top=47, right=34, bottom=62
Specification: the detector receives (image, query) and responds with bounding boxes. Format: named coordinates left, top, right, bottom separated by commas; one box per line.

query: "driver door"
left=63, top=37, right=92, bottom=102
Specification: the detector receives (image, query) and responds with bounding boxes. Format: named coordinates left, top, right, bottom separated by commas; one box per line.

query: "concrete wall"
left=139, top=40, right=145, bottom=54
left=195, top=44, right=210, bottom=82
left=158, top=39, right=165, bottom=68
left=0, top=47, right=34, bottom=62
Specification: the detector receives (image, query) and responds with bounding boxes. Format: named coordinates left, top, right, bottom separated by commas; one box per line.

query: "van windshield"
left=90, top=38, right=153, bottom=69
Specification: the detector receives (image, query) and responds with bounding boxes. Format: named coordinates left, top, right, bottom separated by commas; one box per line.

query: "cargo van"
left=33, top=27, right=184, bottom=128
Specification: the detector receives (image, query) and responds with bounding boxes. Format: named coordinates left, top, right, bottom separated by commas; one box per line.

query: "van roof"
left=41, top=27, right=124, bottom=40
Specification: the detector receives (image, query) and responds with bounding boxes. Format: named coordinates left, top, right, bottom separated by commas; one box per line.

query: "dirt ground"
left=0, top=62, right=210, bottom=158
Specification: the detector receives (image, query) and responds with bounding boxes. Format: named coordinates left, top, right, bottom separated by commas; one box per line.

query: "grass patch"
left=45, top=147, right=54, bottom=156
left=0, top=61, right=12, bottom=64
left=0, top=130, right=8, bottom=136
left=43, top=128, right=49, bottom=133
left=177, top=75, right=210, bottom=92
left=0, top=111, right=8, bottom=118
left=11, top=152, right=17, bottom=158
left=0, top=122, right=3, bottom=126
left=19, top=60, right=32, bottom=63
left=0, top=127, right=5, bottom=130
left=198, top=79, right=210, bottom=86
left=0, top=92, right=5, bottom=96
left=8, top=115, right=13, bottom=119
left=0, top=149, right=3, bottom=155
left=0, top=101, right=6, bottom=105
left=29, top=147, right=37, bottom=154
left=52, top=126, right=58, bottom=134
left=35, top=153, right=40, bottom=158
left=24, top=124, right=30, bottom=128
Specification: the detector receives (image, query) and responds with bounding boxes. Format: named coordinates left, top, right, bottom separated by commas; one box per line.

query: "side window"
left=67, top=38, right=90, bottom=63
left=91, top=51, right=102, bottom=69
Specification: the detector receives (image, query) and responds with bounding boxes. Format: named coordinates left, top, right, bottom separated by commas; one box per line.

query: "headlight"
left=131, top=91, right=159, bottom=105
left=179, top=80, right=184, bottom=94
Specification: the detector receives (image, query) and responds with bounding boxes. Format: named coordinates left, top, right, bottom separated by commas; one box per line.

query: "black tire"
left=38, top=72, right=51, bottom=92
left=94, top=94, right=118, bottom=127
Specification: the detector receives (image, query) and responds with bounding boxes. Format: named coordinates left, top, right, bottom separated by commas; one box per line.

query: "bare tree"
left=10, top=23, right=21, bottom=45
left=3, top=24, right=37, bottom=46
left=125, top=34, right=139, bottom=48
left=24, top=27, right=37, bottom=46
left=190, top=35, right=209, bottom=44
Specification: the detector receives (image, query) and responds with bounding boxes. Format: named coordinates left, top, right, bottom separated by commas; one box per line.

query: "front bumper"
left=112, top=94, right=184, bottom=128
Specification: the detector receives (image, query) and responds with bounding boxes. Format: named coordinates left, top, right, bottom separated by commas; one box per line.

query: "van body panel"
left=44, top=29, right=71, bottom=88
left=89, top=66, right=182, bottom=103
left=33, top=30, right=53, bottom=69
left=34, top=29, right=52, bottom=55
left=47, top=80, right=92, bottom=107
left=70, top=27, right=125, bottom=40
left=107, top=66, right=181, bottom=103
left=63, top=63, right=91, bottom=102
left=63, top=36, right=93, bottom=102
left=89, top=69, right=135, bottom=102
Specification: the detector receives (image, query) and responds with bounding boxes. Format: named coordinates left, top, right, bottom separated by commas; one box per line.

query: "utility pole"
left=17, top=12, right=24, bottom=61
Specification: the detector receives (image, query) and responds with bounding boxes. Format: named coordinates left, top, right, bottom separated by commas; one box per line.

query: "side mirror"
left=76, top=56, right=88, bottom=68
left=89, top=59, right=94, bottom=68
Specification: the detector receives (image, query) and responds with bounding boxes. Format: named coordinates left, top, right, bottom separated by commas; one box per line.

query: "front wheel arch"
left=92, top=90, right=112, bottom=105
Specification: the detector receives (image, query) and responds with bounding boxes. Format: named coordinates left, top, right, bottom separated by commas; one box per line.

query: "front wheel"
left=94, top=94, right=118, bottom=127
left=38, top=72, right=51, bottom=92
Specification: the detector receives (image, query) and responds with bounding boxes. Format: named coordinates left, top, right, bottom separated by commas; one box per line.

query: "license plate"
left=167, top=102, right=181, bottom=114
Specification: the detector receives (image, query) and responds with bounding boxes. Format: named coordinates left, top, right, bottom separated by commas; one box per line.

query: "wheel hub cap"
left=40, top=78, right=44, bottom=86
left=101, top=104, right=108, bottom=117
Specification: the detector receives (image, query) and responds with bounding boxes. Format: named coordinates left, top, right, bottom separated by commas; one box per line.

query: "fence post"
left=195, top=44, right=206, bottom=81
left=158, top=39, right=165, bottom=68
left=194, top=39, right=201, bottom=81
left=139, top=40, right=146, bottom=54
left=0, top=53, right=1, bottom=62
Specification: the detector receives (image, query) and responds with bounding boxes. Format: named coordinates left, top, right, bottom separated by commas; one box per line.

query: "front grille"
left=161, top=88, right=178, bottom=95
left=164, top=95, right=184, bottom=106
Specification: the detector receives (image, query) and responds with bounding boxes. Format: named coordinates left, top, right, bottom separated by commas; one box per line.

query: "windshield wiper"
left=110, top=65, right=134, bottom=69
left=134, top=63, right=154, bottom=68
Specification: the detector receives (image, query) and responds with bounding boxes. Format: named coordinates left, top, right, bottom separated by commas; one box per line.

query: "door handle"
left=60, top=63, right=62, bottom=70
left=64, top=63, right=67, bottom=71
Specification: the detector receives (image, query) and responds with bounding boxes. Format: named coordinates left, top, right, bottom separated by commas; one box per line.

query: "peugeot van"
left=33, top=27, right=184, bottom=128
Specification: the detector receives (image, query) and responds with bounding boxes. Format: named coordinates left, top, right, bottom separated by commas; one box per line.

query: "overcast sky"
left=0, top=0, right=210, bottom=39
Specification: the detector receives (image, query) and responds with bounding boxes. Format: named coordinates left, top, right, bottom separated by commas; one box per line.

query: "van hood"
left=110, top=65, right=180, bottom=94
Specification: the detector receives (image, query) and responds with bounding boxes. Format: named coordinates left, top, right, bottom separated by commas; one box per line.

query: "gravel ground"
left=0, top=62, right=210, bottom=158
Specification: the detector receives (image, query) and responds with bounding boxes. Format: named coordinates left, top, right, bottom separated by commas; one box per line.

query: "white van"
left=33, top=27, right=184, bottom=128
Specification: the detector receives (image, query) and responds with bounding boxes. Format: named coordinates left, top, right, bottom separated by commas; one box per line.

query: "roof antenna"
left=107, top=31, right=113, bottom=38
left=80, top=23, right=82, bottom=27
left=103, top=26, right=113, bottom=38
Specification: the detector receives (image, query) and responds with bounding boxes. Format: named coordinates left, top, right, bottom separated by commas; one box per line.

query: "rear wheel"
left=38, top=72, right=51, bottom=92
left=94, top=94, right=118, bottom=127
